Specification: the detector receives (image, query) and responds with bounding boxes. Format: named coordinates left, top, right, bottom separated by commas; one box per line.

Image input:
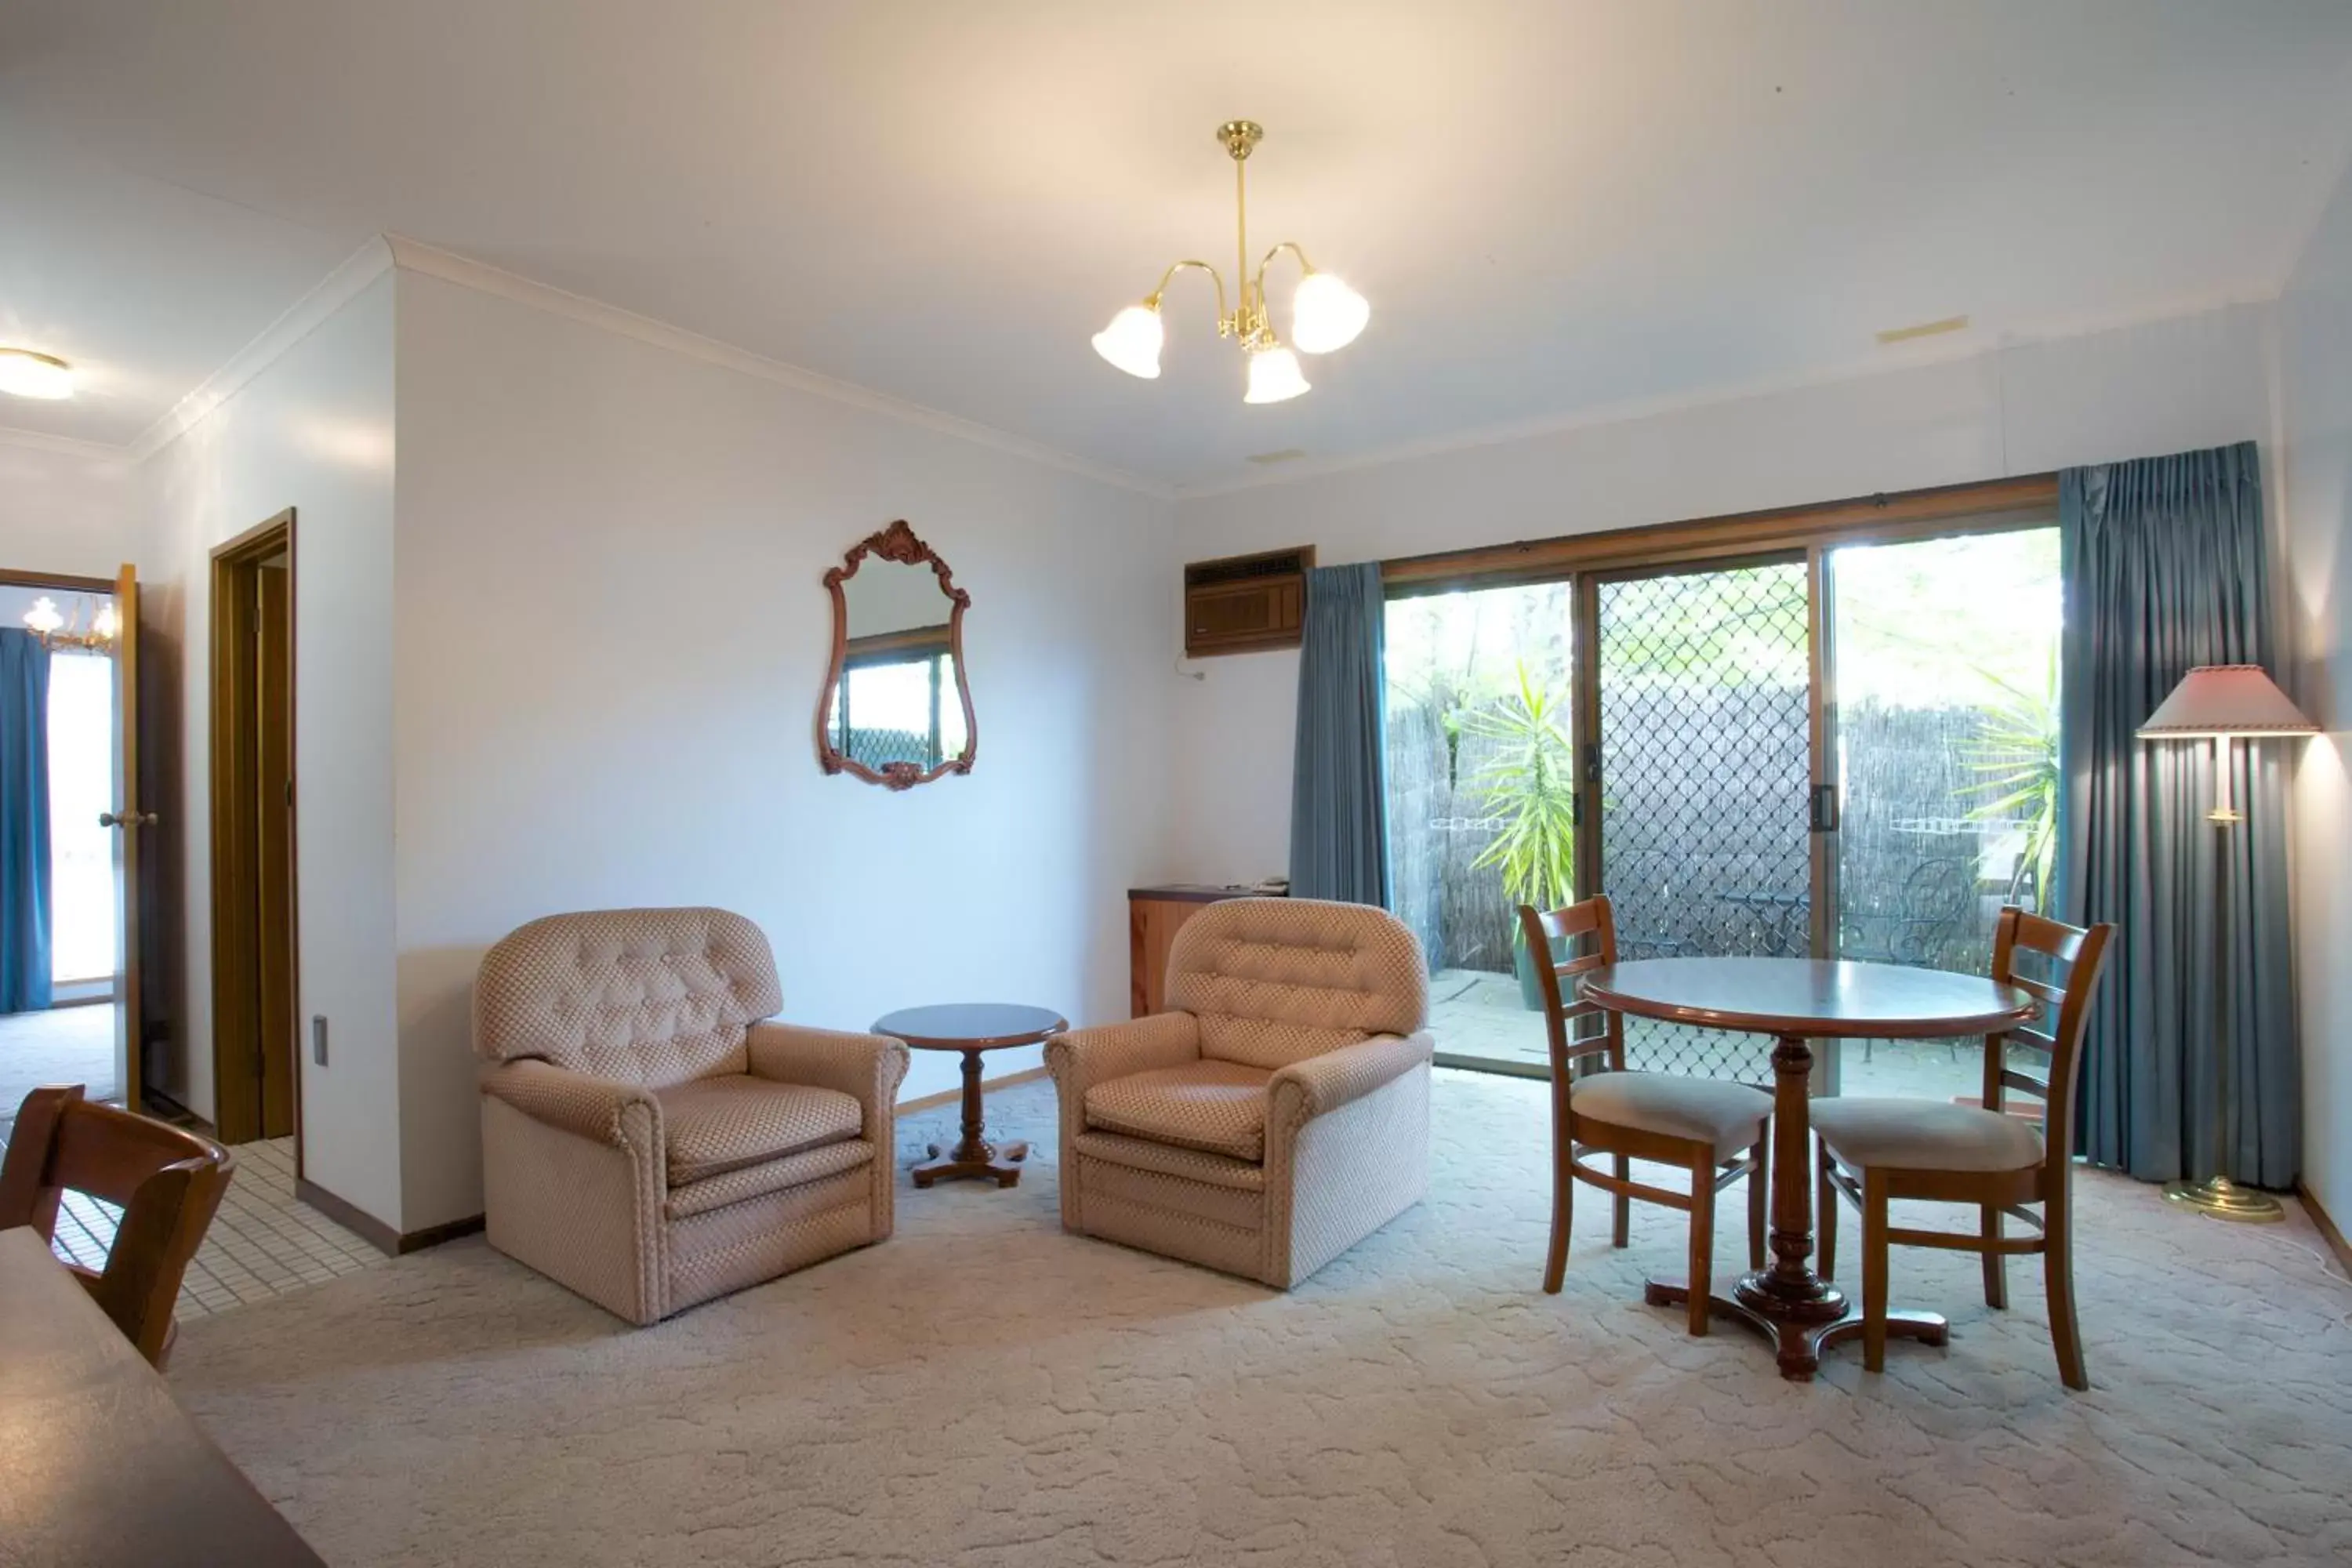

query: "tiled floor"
left=44, top=1135, right=390, bottom=1319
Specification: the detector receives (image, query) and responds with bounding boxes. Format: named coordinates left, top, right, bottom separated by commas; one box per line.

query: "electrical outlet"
left=311, top=1015, right=328, bottom=1066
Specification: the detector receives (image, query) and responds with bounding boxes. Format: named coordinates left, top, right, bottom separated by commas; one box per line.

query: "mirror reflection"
left=818, top=521, right=975, bottom=789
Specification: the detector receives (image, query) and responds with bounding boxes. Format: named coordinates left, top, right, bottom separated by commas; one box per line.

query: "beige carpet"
left=170, top=1072, right=2352, bottom=1567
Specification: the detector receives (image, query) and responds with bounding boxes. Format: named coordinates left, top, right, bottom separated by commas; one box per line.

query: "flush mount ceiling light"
left=0, top=349, right=74, bottom=400
left=1092, top=120, right=1369, bottom=405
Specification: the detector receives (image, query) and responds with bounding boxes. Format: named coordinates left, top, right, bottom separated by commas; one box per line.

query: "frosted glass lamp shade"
left=93, top=602, right=120, bottom=641
left=0, top=350, right=73, bottom=400
left=2138, top=665, right=2318, bottom=738
left=1091, top=304, right=1164, bottom=379
left=1243, top=345, right=1311, bottom=404
left=21, top=597, right=62, bottom=635
left=1290, top=271, right=1369, bottom=354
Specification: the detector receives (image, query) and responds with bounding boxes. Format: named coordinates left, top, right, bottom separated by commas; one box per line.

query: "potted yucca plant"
left=1461, top=662, right=1580, bottom=1008
left=1961, top=650, right=2060, bottom=912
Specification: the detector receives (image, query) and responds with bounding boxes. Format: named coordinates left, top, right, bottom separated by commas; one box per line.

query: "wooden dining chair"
left=1813, top=907, right=2114, bottom=1388
left=1520, top=897, right=1771, bottom=1334
left=0, top=1084, right=235, bottom=1368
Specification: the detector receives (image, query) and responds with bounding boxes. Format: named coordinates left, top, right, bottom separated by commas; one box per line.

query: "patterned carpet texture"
left=170, top=1072, right=2352, bottom=1566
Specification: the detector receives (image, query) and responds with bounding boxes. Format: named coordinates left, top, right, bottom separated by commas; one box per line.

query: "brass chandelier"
left=1092, top=120, right=1369, bottom=404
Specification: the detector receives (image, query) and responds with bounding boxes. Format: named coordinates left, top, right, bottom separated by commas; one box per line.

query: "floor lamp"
left=2137, top=663, right=2317, bottom=1224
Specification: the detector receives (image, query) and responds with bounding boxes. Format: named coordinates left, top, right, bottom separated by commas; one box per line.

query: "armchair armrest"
left=1268, top=1030, right=1434, bottom=1128
left=1044, top=1011, right=1201, bottom=1098
left=481, top=1059, right=663, bottom=1149
left=745, top=1022, right=910, bottom=1136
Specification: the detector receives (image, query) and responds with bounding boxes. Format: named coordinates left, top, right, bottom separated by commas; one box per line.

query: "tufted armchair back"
left=474, top=907, right=785, bottom=1087
left=1167, top=898, right=1428, bottom=1069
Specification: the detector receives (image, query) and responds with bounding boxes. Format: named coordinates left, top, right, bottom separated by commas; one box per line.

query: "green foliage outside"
left=1461, top=662, right=1578, bottom=935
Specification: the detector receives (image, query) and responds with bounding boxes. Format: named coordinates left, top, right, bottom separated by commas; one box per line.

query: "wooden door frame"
left=207, top=510, right=300, bottom=1153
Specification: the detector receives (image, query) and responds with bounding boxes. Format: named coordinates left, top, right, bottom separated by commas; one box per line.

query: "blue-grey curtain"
left=2056, top=440, right=2297, bottom=1186
left=1290, top=562, right=1392, bottom=906
left=0, top=628, right=53, bottom=1013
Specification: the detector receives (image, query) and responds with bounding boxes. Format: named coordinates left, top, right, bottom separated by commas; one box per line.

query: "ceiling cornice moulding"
left=383, top=236, right=1174, bottom=502
left=1172, top=291, right=2278, bottom=503
left=125, top=237, right=397, bottom=466
left=0, top=424, right=132, bottom=465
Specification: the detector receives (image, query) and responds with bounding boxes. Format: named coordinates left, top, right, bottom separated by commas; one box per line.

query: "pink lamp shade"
left=2137, top=664, right=2318, bottom=739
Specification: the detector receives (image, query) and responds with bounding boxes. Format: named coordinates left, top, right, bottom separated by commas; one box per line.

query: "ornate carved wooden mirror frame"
left=817, top=519, right=978, bottom=790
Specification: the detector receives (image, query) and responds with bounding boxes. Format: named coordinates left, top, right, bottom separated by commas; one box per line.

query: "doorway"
left=0, top=565, right=145, bottom=1135
left=209, top=511, right=298, bottom=1145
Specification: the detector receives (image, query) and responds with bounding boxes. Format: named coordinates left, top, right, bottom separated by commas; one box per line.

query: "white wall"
left=0, top=438, right=137, bottom=579
left=2281, top=165, right=2352, bottom=1226
left=1165, top=304, right=2280, bottom=884
left=389, top=270, right=1178, bottom=1231
left=139, top=268, right=401, bottom=1229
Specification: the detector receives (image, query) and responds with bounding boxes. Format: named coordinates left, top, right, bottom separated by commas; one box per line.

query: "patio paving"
left=1430, top=966, right=1989, bottom=1104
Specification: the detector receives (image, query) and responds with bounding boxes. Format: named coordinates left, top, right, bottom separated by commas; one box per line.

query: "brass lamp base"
left=2162, top=1175, right=2285, bottom=1224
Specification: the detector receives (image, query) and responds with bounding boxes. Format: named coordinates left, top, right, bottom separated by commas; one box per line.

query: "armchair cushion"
left=474, top=907, right=782, bottom=1087
left=1084, top=1060, right=1272, bottom=1161
left=652, top=1074, right=863, bottom=1184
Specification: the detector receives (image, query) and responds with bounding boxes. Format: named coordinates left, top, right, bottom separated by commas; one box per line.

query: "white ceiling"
left=5, top=1, right=2352, bottom=489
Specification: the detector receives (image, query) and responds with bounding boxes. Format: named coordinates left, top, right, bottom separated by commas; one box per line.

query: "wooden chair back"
left=1980, top=907, right=2114, bottom=1182
left=1518, top=896, right=1624, bottom=1081
left=0, top=1085, right=235, bottom=1367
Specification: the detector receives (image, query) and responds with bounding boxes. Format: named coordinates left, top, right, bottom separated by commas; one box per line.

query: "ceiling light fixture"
left=0, top=349, right=74, bottom=400
left=22, top=594, right=118, bottom=653
left=1092, top=120, right=1368, bottom=404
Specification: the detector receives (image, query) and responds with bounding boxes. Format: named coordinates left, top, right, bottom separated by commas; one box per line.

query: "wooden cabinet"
left=1128, top=886, right=1263, bottom=1016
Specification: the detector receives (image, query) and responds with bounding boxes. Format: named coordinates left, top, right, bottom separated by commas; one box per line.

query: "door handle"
left=1808, top=784, right=1839, bottom=833
left=99, top=811, right=159, bottom=829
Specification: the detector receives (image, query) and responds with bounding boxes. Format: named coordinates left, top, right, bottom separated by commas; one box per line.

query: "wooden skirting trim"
left=896, top=1065, right=1050, bottom=1117
left=296, top=1178, right=398, bottom=1256
left=2296, top=1181, right=2352, bottom=1280
left=296, top=1178, right=485, bottom=1258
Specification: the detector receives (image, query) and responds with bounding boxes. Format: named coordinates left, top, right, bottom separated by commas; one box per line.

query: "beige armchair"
left=1047, top=898, right=1432, bottom=1288
left=474, top=907, right=908, bottom=1325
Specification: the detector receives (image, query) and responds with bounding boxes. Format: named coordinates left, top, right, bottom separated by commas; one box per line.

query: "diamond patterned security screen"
left=1595, top=562, right=1813, bottom=1082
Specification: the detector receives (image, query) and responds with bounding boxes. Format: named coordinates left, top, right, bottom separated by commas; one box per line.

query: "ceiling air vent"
left=1183, top=544, right=1316, bottom=657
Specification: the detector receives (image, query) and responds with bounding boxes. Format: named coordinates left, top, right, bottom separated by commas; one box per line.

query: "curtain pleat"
left=0, top=628, right=53, bottom=1014
left=1289, top=563, right=1392, bottom=906
left=2056, top=439, right=2299, bottom=1186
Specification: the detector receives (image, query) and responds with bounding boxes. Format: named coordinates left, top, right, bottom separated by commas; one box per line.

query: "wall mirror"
left=818, top=520, right=976, bottom=789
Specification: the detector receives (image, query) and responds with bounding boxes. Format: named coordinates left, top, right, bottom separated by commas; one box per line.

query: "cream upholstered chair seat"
left=1811, top=1098, right=2045, bottom=1174
left=1083, top=1061, right=1272, bottom=1161
left=475, top=908, right=908, bottom=1326
left=651, top=1076, right=864, bottom=1182
left=1568, top=1072, right=1773, bottom=1157
left=1048, top=898, right=1432, bottom=1289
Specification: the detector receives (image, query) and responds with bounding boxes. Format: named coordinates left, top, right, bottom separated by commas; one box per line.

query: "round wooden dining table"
left=1578, top=956, right=2038, bottom=1381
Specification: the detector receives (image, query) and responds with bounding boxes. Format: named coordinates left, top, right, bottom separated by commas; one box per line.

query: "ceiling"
left=6, top=1, right=2352, bottom=490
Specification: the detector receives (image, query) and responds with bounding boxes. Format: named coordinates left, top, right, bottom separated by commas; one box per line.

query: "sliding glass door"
left=1381, top=512, right=2061, bottom=1094
left=1580, top=557, right=1819, bottom=1080
left=1825, top=529, right=2063, bottom=1098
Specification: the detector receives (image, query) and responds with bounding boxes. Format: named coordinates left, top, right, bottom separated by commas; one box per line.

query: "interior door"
left=1577, top=555, right=1824, bottom=1082
left=106, top=562, right=145, bottom=1115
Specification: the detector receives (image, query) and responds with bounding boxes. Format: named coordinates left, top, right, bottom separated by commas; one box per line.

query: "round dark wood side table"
left=873, top=1003, right=1066, bottom=1189
left=1578, top=956, right=2037, bottom=1381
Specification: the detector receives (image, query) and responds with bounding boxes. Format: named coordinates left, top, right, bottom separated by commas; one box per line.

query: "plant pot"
left=1513, top=931, right=1567, bottom=1011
